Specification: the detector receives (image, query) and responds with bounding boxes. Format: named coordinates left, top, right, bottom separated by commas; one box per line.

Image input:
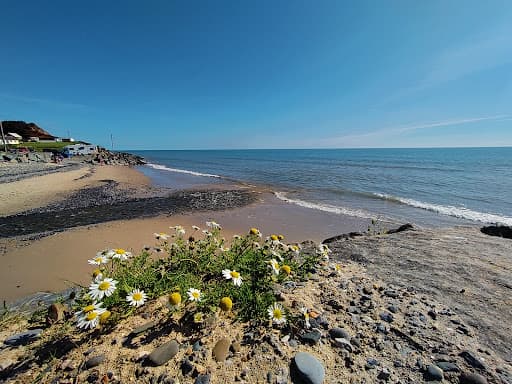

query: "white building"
left=63, top=143, right=98, bottom=156
left=0, top=132, right=22, bottom=145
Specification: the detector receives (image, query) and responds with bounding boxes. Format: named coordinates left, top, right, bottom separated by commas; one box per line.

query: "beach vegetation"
left=73, top=222, right=322, bottom=330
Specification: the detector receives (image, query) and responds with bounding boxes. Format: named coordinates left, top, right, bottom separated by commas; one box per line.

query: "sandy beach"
left=0, top=164, right=371, bottom=303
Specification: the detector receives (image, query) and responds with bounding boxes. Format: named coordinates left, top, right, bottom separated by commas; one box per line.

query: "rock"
left=388, top=305, right=399, bottom=313
left=4, top=329, right=43, bottom=346
left=301, top=330, right=322, bottom=345
left=436, top=362, right=460, bottom=372
left=195, top=374, right=211, bottom=384
left=460, top=351, right=486, bottom=370
left=333, top=338, right=353, bottom=352
left=328, top=327, right=350, bottom=340
left=480, top=225, right=512, bottom=239
left=309, top=315, right=329, bottom=329
left=148, top=340, right=179, bottom=366
left=193, top=340, right=202, bottom=351
left=365, top=358, right=379, bottom=370
left=212, top=338, right=231, bottom=362
left=291, top=352, right=325, bottom=384
left=384, top=290, right=399, bottom=298
left=386, top=223, right=414, bottom=234
left=459, top=372, right=487, bottom=384
left=378, top=367, right=391, bottom=381
left=424, top=364, right=444, bottom=381
left=379, top=312, right=394, bottom=323
left=130, top=321, right=156, bottom=336
left=85, top=354, right=105, bottom=369
left=47, top=302, right=66, bottom=324
left=181, top=359, right=194, bottom=375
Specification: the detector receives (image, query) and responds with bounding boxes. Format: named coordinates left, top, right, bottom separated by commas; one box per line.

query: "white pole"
left=0, top=121, right=7, bottom=152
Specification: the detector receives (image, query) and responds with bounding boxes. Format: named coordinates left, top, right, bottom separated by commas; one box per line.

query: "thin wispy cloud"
left=0, top=93, right=88, bottom=109
left=313, top=114, right=510, bottom=147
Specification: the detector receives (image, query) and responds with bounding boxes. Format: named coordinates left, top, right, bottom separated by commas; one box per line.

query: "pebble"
left=181, top=358, right=194, bottom=375
left=301, top=330, right=322, bottom=345
left=47, top=302, right=66, bottom=323
left=388, top=305, right=399, bottom=313
left=193, top=340, right=202, bottom=351
left=460, top=351, right=486, bottom=370
left=378, top=367, right=391, bottom=381
left=459, top=372, right=488, bottom=384
left=130, top=321, right=156, bottom=336
left=291, top=352, right=325, bottom=384
left=328, top=327, right=350, bottom=340
left=436, top=361, right=460, bottom=372
left=148, top=340, right=179, bottom=366
left=424, top=364, right=444, bottom=381
left=365, top=358, right=379, bottom=370
left=195, top=374, right=211, bottom=384
left=333, top=338, right=353, bottom=352
left=213, top=338, right=231, bottom=362
left=4, top=329, right=43, bottom=346
left=379, top=312, right=394, bottom=323
left=85, top=354, right=105, bottom=369
left=384, top=290, right=399, bottom=298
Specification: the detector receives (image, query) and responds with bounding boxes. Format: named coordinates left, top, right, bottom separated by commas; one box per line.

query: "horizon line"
left=119, top=145, right=512, bottom=151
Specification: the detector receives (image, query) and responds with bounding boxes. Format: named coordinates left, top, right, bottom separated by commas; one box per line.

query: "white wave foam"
left=146, top=163, right=221, bottom=178
left=274, top=192, right=375, bottom=219
left=374, top=193, right=512, bottom=226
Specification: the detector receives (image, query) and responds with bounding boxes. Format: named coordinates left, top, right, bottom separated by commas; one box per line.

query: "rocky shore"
left=0, top=181, right=257, bottom=239
left=0, top=227, right=511, bottom=384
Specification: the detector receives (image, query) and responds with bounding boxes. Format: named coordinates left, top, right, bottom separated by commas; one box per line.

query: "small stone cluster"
left=89, top=148, right=145, bottom=166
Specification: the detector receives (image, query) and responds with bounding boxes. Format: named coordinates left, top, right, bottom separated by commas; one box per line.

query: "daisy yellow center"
left=99, top=281, right=111, bottom=291
left=86, top=312, right=98, bottom=321
left=115, top=249, right=125, bottom=254
left=132, top=292, right=143, bottom=301
left=100, top=311, right=111, bottom=323
left=84, top=304, right=95, bottom=313
left=270, top=234, right=278, bottom=241
left=250, top=228, right=259, bottom=235
left=281, top=265, right=291, bottom=275
left=169, top=292, right=181, bottom=305
left=230, top=271, right=240, bottom=279
left=192, top=291, right=200, bottom=299
left=95, top=257, right=103, bottom=263
left=273, top=308, right=283, bottom=319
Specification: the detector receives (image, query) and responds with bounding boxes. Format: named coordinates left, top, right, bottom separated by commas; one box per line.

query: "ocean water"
left=130, top=148, right=512, bottom=227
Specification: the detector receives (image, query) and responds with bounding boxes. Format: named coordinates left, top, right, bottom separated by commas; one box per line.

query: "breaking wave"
left=146, top=163, right=222, bottom=178
left=373, top=193, right=512, bottom=226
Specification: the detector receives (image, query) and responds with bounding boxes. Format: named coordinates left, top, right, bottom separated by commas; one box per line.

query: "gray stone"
left=291, top=352, right=325, bottom=384
left=460, top=351, right=486, bottom=370
left=130, top=321, right=156, bottom=336
left=378, top=368, right=391, bottom=381
left=195, top=374, right=211, bottom=384
left=328, top=327, right=350, bottom=340
left=384, top=290, right=399, bottom=298
left=181, top=359, right=194, bottom=375
left=436, top=361, right=460, bottom=372
left=388, top=305, right=399, bottom=313
left=365, top=358, right=379, bottom=370
left=301, top=330, right=322, bottom=345
left=379, top=312, right=394, bottom=323
left=4, top=329, right=43, bottom=346
left=148, top=340, right=179, bottom=366
left=424, top=364, right=444, bottom=381
left=212, top=338, right=231, bottom=362
left=459, top=372, right=487, bottom=384
left=193, top=340, right=202, bottom=351
left=85, top=354, right=105, bottom=369
left=333, top=338, right=353, bottom=352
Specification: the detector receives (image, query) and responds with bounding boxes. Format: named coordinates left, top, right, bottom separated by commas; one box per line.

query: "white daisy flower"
left=317, top=244, right=331, bottom=259
left=126, top=289, right=148, bottom=307
left=89, top=278, right=118, bottom=300
left=187, top=288, right=202, bottom=302
left=252, top=241, right=261, bottom=249
left=170, top=225, right=186, bottom=236
left=154, top=232, right=170, bottom=240
left=111, top=248, right=132, bottom=261
left=206, top=221, right=222, bottom=230
left=77, top=309, right=104, bottom=330
left=271, top=250, right=283, bottom=262
left=74, top=301, right=105, bottom=318
left=222, top=269, right=243, bottom=286
left=289, top=244, right=301, bottom=256
left=249, top=228, right=262, bottom=237
left=192, top=225, right=201, bottom=231
left=268, top=258, right=280, bottom=275
left=331, top=263, right=342, bottom=274
left=220, top=246, right=230, bottom=252
left=267, top=303, right=286, bottom=325
left=87, top=253, right=109, bottom=266
left=300, top=307, right=311, bottom=329
left=202, top=230, right=212, bottom=237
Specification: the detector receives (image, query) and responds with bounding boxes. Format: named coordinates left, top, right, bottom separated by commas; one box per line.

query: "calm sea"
left=130, top=148, right=512, bottom=227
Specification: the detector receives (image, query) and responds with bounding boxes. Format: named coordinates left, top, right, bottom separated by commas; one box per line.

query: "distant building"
left=63, top=143, right=98, bottom=156
left=28, top=136, right=40, bottom=142
left=0, top=132, right=22, bottom=145
left=62, top=138, right=75, bottom=142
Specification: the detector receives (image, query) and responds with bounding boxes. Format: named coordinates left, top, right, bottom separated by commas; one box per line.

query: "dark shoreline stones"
left=0, top=189, right=257, bottom=238
left=3, top=329, right=43, bottom=346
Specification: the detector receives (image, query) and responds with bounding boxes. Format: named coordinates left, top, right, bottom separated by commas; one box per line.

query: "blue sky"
left=1, top=0, right=511, bottom=149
